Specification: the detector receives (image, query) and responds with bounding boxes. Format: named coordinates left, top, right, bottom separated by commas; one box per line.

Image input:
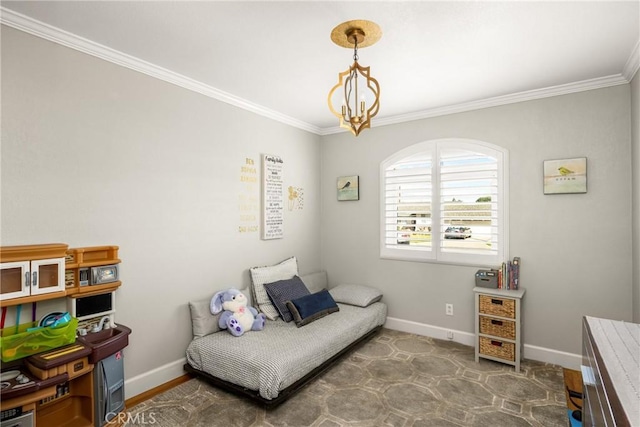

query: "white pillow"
left=249, top=257, right=298, bottom=320
left=329, top=284, right=383, bottom=307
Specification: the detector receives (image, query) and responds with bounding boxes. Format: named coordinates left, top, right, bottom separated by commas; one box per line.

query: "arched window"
left=380, top=139, right=508, bottom=266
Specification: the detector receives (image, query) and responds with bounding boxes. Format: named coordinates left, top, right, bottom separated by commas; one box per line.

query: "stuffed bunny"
left=210, top=289, right=266, bottom=337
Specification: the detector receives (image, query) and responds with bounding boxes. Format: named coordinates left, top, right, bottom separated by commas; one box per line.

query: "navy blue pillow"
left=263, top=276, right=310, bottom=322
left=285, top=290, right=339, bottom=327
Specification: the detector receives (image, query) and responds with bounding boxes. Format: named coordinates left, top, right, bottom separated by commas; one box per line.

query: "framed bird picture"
left=543, top=157, right=587, bottom=194
left=337, top=175, right=359, bottom=201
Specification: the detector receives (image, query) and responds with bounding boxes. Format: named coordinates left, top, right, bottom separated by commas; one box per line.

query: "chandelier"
left=327, top=20, right=381, bottom=137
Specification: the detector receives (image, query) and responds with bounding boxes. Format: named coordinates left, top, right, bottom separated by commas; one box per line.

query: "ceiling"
left=2, top=1, right=639, bottom=134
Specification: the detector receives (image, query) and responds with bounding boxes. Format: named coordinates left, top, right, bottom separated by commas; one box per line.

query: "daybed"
left=184, top=264, right=386, bottom=407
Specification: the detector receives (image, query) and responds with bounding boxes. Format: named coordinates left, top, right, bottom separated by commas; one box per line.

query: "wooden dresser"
left=581, top=316, right=639, bottom=426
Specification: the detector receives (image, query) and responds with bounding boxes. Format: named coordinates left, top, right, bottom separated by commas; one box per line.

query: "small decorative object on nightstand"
left=474, top=287, right=526, bottom=372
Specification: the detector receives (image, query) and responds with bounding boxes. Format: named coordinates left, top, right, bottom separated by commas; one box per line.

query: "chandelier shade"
left=327, top=20, right=381, bottom=137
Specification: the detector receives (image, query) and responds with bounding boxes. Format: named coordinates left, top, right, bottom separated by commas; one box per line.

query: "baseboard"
left=125, top=374, right=192, bottom=409
left=384, top=317, right=581, bottom=369
left=523, top=343, right=581, bottom=370
left=124, top=357, right=187, bottom=400
left=384, top=317, right=476, bottom=346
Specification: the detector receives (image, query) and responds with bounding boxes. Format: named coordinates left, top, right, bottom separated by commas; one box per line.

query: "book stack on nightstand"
left=473, top=287, right=526, bottom=372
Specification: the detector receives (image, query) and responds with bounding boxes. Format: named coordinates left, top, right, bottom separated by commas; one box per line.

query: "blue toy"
left=210, top=289, right=266, bottom=337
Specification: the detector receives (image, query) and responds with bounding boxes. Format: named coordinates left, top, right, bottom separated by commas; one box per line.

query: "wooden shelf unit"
left=474, top=287, right=525, bottom=372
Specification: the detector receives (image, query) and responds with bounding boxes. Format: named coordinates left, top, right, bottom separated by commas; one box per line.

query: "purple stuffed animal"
left=210, top=289, right=266, bottom=337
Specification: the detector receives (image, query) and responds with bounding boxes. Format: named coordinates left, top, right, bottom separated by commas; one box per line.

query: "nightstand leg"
left=474, top=292, right=480, bottom=363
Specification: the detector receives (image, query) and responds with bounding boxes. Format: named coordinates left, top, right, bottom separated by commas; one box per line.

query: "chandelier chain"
left=352, top=37, right=359, bottom=62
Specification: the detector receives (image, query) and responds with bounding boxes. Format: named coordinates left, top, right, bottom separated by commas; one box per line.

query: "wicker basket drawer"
left=479, top=316, right=516, bottom=340
left=479, top=336, right=515, bottom=362
left=479, top=294, right=516, bottom=318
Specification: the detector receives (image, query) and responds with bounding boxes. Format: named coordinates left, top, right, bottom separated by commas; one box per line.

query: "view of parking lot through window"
left=397, top=198, right=494, bottom=251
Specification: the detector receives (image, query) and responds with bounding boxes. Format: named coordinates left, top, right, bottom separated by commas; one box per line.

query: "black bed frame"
left=183, top=325, right=382, bottom=408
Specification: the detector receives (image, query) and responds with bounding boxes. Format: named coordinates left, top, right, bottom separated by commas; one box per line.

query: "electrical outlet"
left=447, top=330, right=454, bottom=340
left=445, top=303, right=453, bottom=316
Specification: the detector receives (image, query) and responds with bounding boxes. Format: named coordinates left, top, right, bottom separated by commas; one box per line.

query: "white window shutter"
left=380, top=139, right=508, bottom=266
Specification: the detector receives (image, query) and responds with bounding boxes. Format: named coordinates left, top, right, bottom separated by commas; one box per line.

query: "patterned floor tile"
left=127, top=329, right=569, bottom=427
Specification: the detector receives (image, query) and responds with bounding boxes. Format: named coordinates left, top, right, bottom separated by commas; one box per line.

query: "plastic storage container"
left=0, top=317, right=78, bottom=362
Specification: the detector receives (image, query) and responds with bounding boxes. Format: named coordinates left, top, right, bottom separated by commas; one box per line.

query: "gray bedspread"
left=185, top=302, right=387, bottom=400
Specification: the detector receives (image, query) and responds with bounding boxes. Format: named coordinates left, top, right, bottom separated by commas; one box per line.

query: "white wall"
left=632, top=72, right=640, bottom=323
left=1, top=26, right=322, bottom=394
left=320, top=86, right=633, bottom=358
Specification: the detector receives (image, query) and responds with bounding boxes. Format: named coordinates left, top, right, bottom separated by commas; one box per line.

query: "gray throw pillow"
left=188, top=287, right=252, bottom=338
left=189, top=299, right=221, bottom=338
left=263, top=276, right=310, bottom=322
left=329, top=284, right=383, bottom=307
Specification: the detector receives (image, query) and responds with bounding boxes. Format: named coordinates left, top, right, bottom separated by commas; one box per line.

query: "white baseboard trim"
left=384, top=317, right=581, bottom=370
left=384, top=316, right=476, bottom=346
left=523, top=343, right=582, bottom=370
left=125, top=357, right=187, bottom=400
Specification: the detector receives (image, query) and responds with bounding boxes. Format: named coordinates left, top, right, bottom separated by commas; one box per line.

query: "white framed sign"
left=262, top=154, right=284, bottom=240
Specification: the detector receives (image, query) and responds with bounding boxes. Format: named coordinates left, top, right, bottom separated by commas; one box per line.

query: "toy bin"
left=0, top=317, right=78, bottom=362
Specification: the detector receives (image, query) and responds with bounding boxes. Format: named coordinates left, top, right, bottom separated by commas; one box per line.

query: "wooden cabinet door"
left=0, top=260, right=30, bottom=299
left=30, top=257, right=65, bottom=296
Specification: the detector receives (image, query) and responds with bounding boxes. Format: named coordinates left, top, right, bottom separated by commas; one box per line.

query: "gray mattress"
left=185, top=302, right=387, bottom=400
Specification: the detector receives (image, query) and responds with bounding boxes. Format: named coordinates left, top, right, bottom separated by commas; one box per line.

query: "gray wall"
left=1, top=26, right=322, bottom=382
left=320, top=86, right=633, bottom=356
left=632, top=72, right=639, bottom=324
left=1, top=22, right=636, bottom=395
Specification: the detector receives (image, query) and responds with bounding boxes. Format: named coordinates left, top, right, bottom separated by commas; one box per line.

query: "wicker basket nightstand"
left=473, top=287, right=526, bottom=372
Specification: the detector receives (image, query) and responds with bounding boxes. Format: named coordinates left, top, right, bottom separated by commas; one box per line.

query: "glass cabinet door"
left=0, top=261, right=30, bottom=299
left=30, top=257, right=65, bottom=295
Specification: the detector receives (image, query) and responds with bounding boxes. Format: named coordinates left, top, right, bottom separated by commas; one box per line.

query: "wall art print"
left=337, top=175, right=359, bottom=201
left=262, top=154, right=284, bottom=239
left=238, top=157, right=259, bottom=234
left=543, top=157, right=587, bottom=194
left=288, top=186, right=304, bottom=211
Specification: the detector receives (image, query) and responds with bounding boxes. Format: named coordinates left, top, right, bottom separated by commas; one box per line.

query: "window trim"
left=380, top=138, right=509, bottom=266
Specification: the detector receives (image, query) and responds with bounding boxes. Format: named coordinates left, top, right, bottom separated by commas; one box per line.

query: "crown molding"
left=0, top=7, right=322, bottom=135
left=320, top=73, right=630, bottom=135
left=622, top=40, right=640, bottom=82
left=2, top=7, right=636, bottom=138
